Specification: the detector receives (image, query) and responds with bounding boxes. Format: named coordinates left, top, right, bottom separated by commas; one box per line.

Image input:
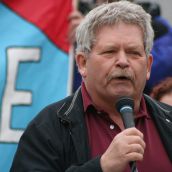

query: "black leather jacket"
left=10, top=88, right=172, bottom=172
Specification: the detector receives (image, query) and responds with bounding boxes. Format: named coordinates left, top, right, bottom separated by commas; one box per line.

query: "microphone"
left=116, top=97, right=134, bottom=128
left=116, top=97, right=138, bottom=172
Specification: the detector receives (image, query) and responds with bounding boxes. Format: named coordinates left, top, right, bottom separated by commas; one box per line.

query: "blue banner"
left=0, top=2, right=71, bottom=171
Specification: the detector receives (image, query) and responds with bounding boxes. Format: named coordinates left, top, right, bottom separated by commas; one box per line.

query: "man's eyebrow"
left=101, top=44, right=143, bottom=50
left=100, top=44, right=118, bottom=49
left=126, top=44, right=144, bottom=50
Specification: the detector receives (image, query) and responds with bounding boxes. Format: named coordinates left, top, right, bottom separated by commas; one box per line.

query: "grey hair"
left=76, top=1, right=154, bottom=57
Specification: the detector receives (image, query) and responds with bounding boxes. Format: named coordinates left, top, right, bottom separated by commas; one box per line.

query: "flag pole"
left=67, top=0, right=79, bottom=95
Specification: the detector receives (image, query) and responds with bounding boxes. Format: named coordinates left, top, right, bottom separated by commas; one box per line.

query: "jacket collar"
left=144, top=94, right=172, bottom=162
left=57, top=87, right=90, bottom=162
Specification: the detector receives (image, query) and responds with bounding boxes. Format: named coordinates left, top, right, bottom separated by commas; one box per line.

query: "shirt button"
left=97, top=111, right=101, bottom=114
left=110, top=124, right=115, bottom=130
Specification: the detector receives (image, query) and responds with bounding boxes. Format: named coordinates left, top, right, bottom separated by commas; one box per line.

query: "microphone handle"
left=129, top=161, right=138, bottom=172
left=120, top=107, right=138, bottom=172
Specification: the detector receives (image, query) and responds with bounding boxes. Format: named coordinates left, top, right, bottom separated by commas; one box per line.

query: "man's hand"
left=100, top=128, right=145, bottom=172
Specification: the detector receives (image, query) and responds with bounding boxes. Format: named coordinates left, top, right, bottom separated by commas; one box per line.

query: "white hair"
left=76, top=1, right=154, bottom=57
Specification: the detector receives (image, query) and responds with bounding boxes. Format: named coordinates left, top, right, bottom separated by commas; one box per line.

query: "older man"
left=10, top=1, right=172, bottom=172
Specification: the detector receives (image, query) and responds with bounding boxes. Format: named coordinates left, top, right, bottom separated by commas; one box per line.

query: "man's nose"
left=115, top=51, right=129, bottom=68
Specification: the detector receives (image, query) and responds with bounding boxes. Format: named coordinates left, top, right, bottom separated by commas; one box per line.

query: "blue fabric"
left=0, top=4, right=69, bottom=172
left=145, top=17, right=172, bottom=94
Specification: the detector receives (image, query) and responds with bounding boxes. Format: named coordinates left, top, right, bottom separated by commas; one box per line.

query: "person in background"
left=10, top=1, right=172, bottom=171
left=150, top=77, right=172, bottom=106
left=139, top=2, right=172, bottom=94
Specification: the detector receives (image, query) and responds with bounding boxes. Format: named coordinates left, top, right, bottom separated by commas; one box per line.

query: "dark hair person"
left=151, top=77, right=172, bottom=106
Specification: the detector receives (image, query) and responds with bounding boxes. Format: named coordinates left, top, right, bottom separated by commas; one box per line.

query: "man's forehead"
left=94, top=23, right=144, bottom=39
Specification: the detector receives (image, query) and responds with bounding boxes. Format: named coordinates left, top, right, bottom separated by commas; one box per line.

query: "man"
left=10, top=1, right=172, bottom=172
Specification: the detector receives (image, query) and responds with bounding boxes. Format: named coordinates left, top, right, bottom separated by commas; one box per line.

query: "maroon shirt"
left=81, top=83, right=172, bottom=172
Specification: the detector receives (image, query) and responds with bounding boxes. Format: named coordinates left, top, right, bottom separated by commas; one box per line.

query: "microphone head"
left=116, top=97, right=134, bottom=113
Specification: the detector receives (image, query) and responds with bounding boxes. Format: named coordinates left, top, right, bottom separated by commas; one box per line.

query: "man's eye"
left=103, top=50, right=114, bottom=54
left=129, top=51, right=141, bottom=56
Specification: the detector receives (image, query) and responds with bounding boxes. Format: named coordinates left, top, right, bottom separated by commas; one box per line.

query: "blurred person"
left=151, top=77, right=172, bottom=106
left=138, top=2, right=172, bottom=94
left=10, top=1, right=172, bottom=172
left=68, top=0, right=107, bottom=44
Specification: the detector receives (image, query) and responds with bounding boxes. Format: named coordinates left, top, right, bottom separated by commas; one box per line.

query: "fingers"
left=126, top=151, right=144, bottom=161
left=100, top=128, right=146, bottom=172
left=123, top=128, right=146, bottom=156
left=126, top=143, right=145, bottom=158
left=127, top=136, right=146, bottom=150
left=116, top=128, right=145, bottom=158
left=122, top=127, right=144, bottom=139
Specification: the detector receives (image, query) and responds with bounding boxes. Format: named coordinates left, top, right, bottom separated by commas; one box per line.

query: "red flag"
left=3, top=0, right=72, bottom=52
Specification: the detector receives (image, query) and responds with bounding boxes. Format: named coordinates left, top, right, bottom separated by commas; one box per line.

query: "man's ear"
left=146, top=54, right=153, bottom=80
left=75, top=52, right=87, bottom=78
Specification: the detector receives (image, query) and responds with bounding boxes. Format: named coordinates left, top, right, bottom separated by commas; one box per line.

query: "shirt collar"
left=81, top=82, right=93, bottom=112
left=136, top=96, right=150, bottom=119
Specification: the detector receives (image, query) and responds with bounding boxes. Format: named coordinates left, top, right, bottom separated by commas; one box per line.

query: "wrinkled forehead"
left=93, top=22, right=144, bottom=43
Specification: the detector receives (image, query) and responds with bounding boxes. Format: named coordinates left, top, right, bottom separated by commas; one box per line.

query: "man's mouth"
left=117, top=76, right=127, bottom=79
left=115, top=76, right=131, bottom=80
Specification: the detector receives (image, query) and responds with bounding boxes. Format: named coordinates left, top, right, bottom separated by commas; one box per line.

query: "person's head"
left=75, top=1, right=154, bottom=110
left=151, top=77, right=172, bottom=106
left=76, top=1, right=154, bottom=57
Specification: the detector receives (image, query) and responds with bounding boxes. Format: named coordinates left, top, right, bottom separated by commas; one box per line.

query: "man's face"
left=77, top=22, right=152, bottom=104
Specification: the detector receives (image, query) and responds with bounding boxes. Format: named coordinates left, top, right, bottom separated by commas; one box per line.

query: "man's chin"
left=111, top=89, right=133, bottom=98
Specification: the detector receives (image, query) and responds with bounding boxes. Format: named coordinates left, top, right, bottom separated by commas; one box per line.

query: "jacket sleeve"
left=66, top=157, right=103, bottom=172
left=10, top=106, right=103, bottom=172
left=10, top=115, right=65, bottom=172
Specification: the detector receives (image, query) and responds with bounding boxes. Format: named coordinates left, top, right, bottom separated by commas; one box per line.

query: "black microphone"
left=116, top=97, right=135, bottom=128
left=116, top=97, right=138, bottom=172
